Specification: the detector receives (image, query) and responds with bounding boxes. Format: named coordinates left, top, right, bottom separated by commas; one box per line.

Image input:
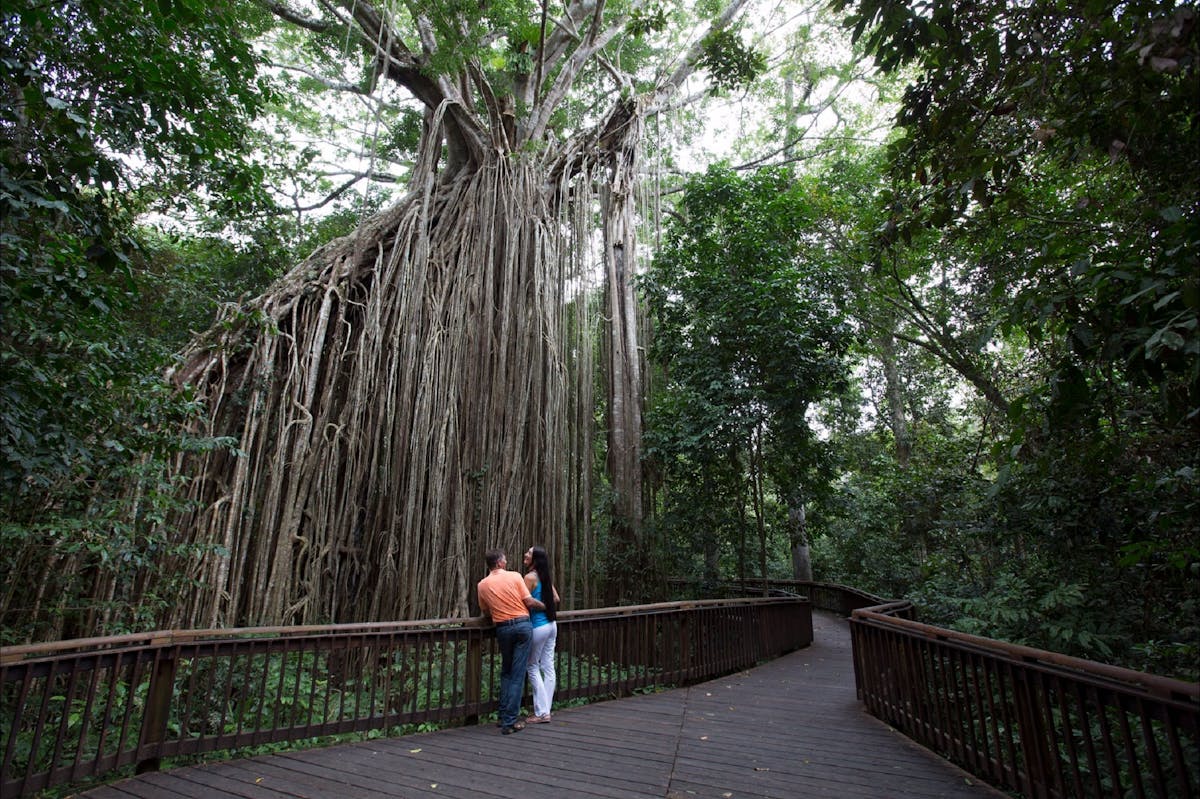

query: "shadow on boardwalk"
left=82, top=611, right=1006, bottom=799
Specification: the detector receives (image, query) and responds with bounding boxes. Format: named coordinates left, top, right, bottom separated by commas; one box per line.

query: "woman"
left=522, top=545, right=560, bottom=723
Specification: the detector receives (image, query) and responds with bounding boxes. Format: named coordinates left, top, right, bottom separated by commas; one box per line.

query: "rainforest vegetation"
left=1, top=0, right=1196, bottom=680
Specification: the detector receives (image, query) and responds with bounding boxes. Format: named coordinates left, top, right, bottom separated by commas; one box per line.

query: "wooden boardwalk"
left=80, top=612, right=1005, bottom=799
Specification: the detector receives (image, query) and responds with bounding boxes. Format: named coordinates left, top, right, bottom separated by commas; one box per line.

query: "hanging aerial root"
left=157, top=156, right=603, bottom=628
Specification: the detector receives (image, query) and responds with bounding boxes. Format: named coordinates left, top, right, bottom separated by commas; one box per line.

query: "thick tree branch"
left=260, top=0, right=331, bottom=32
left=529, top=4, right=623, bottom=142
left=890, top=325, right=1011, bottom=413
left=270, top=61, right=368, bottom=94
left=541, top=0, right=601, bottom=72
left=340, top=0, right=490, bottom=170
left=283, top=174, right=367, bottom=214
left=533, top=0, right=550, bottom=105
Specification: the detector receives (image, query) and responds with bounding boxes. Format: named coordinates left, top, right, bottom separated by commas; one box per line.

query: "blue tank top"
left=530, top=581, right=550, bottom=628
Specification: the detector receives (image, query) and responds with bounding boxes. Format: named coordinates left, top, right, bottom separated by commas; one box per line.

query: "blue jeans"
left=495, top=618, right=532, bottom=727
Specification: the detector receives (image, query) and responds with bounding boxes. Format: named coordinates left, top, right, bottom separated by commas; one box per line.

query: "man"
left=476, top=547, right=545, bottom=734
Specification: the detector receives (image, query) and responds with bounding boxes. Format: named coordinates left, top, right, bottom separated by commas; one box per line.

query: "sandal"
left=501, top=721, right=526, bottom=734
left=526, top=714, right=551, bottom=723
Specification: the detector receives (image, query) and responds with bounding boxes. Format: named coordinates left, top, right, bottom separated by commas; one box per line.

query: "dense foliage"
left=839, top=0, right=1198, bottom=423
left=0, top=0, right=334, bottom=641
left=643, top=166, right=853, bottom=585
left=811, top=0, right=1198, bottom=677
left=0, top=0, right=1194, bottom=682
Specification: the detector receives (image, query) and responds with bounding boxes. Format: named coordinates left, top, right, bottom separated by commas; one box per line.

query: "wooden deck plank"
left=405, top=732, right=674, bottom=782
left=233, top=749, right=490, bottom=799
left=75, top=786, right=149, bottom=799
left=90, top=772, right=194, bottom=799
left=81, top=611, right=1004, bottom=799
left=218, top=759, right=382, bottom=799
left=323, top=738, right=661, bottom=799
left=341, top=735, right=668, bottom=799
left=138, top=767, right=289, bottom=799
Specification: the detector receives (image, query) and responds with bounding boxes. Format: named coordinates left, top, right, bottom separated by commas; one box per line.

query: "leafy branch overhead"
left=699, top=28, right=767, bottom=91
left=835, top=0, right=1198, bottom=424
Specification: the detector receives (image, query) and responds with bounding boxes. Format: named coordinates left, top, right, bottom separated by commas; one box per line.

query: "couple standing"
left=476, top=546, right=560, bottom=735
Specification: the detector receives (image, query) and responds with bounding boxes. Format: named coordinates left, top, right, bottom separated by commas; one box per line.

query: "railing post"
left=136, top=645, right=178, bottom=775
left=1009, top=663, right=1056, bottom=798
left=848, top=615, right=865, bottom=700
left=680, top=611, right=692, bottom=682
left=465, top=631, right=482, bottom=725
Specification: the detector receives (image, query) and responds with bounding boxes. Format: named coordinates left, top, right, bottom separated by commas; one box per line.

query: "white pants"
left=526, top=621, right=557, bottom=717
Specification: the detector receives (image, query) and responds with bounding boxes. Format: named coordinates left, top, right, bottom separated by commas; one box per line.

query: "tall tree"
left=1, top=0, right=273, bottom=495
left=144, top=0, right=770, bottom=629
left=644, top=166, right=851, bottom=583
left=0, top=0, right=280, bottom=641
left=1, top=0, right=280, bottom=633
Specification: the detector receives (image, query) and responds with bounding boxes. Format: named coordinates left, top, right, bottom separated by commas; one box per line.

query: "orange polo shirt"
left=477, top=568, right=532, bottom=623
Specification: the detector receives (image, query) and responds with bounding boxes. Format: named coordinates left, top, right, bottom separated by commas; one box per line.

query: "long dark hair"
left=529, top=545, right=556, bottom=621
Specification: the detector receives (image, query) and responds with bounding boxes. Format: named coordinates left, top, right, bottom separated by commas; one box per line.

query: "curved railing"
left=0, top=597, right=811, bottom=797
left=682, top=576, right=1199, bottom=798
left=851, top=604, right=1199, bottom=799
left=668, top=576, right=914, bottom=618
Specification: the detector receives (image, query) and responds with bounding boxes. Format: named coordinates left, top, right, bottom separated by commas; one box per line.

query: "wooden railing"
left=0, top=597, right=811, bottom=797
left=9, top=576, right=1196, bottom=798
left=850, top=604, right=1200, bottom=799
left=668, top=577, right=914, bottom=618
left=676, top=576, right=1200, bottom=797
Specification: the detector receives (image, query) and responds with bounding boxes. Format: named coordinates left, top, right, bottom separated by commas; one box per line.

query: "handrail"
left=0, top=599, right=764, bottom=662
left=9, top=577, right=1196, bottom=798
left=666, top=577, right=913, bottom=617
left=854, top=608, right=1198, bottom=703
left=0, top=596, right=812, bottom=797
left=850, top=602, right=1199, bottom=798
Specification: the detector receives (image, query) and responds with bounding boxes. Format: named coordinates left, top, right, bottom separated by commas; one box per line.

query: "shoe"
left=526, top=714, right=551, bottom=723
left=501, top=721, right=526, bottom=735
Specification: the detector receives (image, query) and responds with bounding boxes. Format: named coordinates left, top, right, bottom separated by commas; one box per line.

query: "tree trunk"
left=751, top=426, right=768, bottom=586
left=788, top=491, right=812, bottom=582
left=601, top=113, right=646, bottom=602
left=140, top=0, right=755, bottom=631
left=875, top=321, right=911, bottom=468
